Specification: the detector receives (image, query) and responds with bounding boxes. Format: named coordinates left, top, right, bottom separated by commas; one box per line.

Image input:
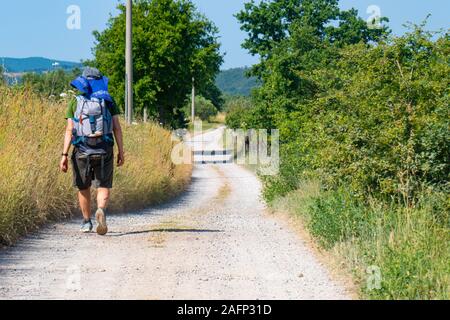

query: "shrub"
left=186, top=95, right=217, bottom=121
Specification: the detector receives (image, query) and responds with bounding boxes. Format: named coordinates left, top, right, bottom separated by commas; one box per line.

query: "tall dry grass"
left=0, top=86, right=192, bottom=245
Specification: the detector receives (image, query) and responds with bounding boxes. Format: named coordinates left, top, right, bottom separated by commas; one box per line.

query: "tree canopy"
left=91, top=0, right=223, bottom=128
left=236, top=0, right=389, bottom=78
left=230, top=0, right=448, bottom=205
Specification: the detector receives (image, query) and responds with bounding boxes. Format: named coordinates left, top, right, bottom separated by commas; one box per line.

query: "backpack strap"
left=75, top=95, right=88, bottom=125
left=101, top=99, right=114, bottom=143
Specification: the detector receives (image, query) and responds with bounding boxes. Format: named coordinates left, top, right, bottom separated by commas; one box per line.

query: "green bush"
left=256, top=27, right=450, bottom=205
left=225, top=99, right=252, bottom=129
left=191, top=96, right=218, bottom=121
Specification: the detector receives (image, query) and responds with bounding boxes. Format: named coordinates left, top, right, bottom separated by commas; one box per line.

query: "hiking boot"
left=95, top=208, right=108, bottom=236
left=80, top=219, right=93, bottom=233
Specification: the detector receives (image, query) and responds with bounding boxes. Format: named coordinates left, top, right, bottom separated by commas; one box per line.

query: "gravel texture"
left=0, top=128, right=350, bottom=300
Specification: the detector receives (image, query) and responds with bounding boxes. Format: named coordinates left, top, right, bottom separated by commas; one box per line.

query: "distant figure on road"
left=59, top=67, right=125, bottom=235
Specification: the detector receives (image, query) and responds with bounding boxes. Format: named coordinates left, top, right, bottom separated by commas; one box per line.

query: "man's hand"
left=112, top=116, right=125, bottom=168
left=60, top=156, right=69, bottom=173
left=61, top=119, right=73, bottom=173
left=117, top=152, right=125, bottom=167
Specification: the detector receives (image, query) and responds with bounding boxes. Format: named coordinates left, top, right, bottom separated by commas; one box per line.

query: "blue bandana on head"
left=70, top=69, right=113, bottom=102
left=70, top=76, right=91, bottom=95
left=89, top=77, right=112, bottom=102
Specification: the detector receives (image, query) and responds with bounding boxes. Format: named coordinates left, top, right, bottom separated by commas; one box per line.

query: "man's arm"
left=60, top=119, right=74, bottom=173
left=112, top=116, right=125, bottom=167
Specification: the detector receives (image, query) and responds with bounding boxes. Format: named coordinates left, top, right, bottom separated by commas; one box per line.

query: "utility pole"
left=125, top=0, right=133, bottom=125
left=191, top=77, right=195, bottom=123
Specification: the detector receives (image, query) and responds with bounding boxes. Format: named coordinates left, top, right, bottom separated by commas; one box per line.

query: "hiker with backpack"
left=59, top=67, right=125, bottom=235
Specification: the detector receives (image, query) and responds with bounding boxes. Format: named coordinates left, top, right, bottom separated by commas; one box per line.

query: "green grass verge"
left=272, top=182, right=449, bottom=300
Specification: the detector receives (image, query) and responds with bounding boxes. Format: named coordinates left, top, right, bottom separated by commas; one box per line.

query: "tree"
left=196, top=96, right=218, bottom=121
left=235, top=0, right=391, bottom=132
left=236, top=0, right=389, bottom=78
left=235, top=0, right=394, bottom=199
left=200, top=81, right=224, bottom=111
left=185, top=95, right=217, bottom=121
left=237, top=0, right=339, bottom=57
left=91, top=0, right=223, bottom=128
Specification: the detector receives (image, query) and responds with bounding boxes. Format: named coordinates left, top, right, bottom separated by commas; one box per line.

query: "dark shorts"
left=71, top=147, right=114, bottom=190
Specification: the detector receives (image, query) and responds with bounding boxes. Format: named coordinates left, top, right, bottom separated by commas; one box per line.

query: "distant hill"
left=0, top=57, right=82, bottom=73
left=2, top=58, right=258, bottom=96
left=216, top=67, right=259, bottom=96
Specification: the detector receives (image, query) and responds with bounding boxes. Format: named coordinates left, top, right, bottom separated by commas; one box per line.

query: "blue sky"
left=0, top=0, right=448, bottom=69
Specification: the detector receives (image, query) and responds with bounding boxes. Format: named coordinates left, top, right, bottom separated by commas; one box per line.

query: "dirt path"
left=0, top=127, right=350, bottom=300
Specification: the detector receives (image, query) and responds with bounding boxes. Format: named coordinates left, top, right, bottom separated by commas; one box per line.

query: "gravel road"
left=0, top=127, right=350, bottom=300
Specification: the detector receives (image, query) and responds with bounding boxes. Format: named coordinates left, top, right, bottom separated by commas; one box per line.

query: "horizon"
left=0, top=56, right=253, bottom=73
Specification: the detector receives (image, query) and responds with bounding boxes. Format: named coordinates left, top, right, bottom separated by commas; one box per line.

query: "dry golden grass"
left=211, top=112, right=226, bottom=124
left=0, top=86, right=192, bottom=245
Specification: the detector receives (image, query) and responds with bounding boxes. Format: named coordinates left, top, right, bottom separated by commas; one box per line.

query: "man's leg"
left=78, top=188, right=91, bottom=221
left=93, top=148, right=113, bottom=236
left=97, top=188, right=110, bottom=209
left=72, top=149, right=93, bottom=225
left=95, top=188, right=110, bottom=236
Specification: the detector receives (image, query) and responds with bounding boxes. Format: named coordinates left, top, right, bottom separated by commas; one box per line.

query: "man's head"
left=82, top=67, right=102, bottom=80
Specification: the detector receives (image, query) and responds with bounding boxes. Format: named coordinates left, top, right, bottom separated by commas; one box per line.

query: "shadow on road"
left=108, top=228, right=224, bottom=237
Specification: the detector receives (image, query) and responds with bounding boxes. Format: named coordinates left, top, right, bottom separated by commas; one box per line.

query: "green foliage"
left=91, top=0, right=223, bottom=128
left=224, top=96, right=254, bottom=129
left=246, top=20, right=449, bottom=203
left=308, top=188, right=373, bottom=249
left=279, top=186, right=449, bottom=299
left=216, top=68, right=260, bottom=96
left=236, top=0, right=389, bottom=77
left=21, top=68, right=81, bottom=98
left=189, top=95, right=217, bottom=121
left=238, top=0, right=449, bottom=299
left=201, top=81, right=225, bottom=110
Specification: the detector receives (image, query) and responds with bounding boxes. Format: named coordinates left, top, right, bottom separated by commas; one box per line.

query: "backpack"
left=72, top=95, right=114, bottom=179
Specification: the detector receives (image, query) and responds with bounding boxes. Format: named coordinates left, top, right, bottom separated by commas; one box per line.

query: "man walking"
left=60, top=67, right=125, bottom=235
